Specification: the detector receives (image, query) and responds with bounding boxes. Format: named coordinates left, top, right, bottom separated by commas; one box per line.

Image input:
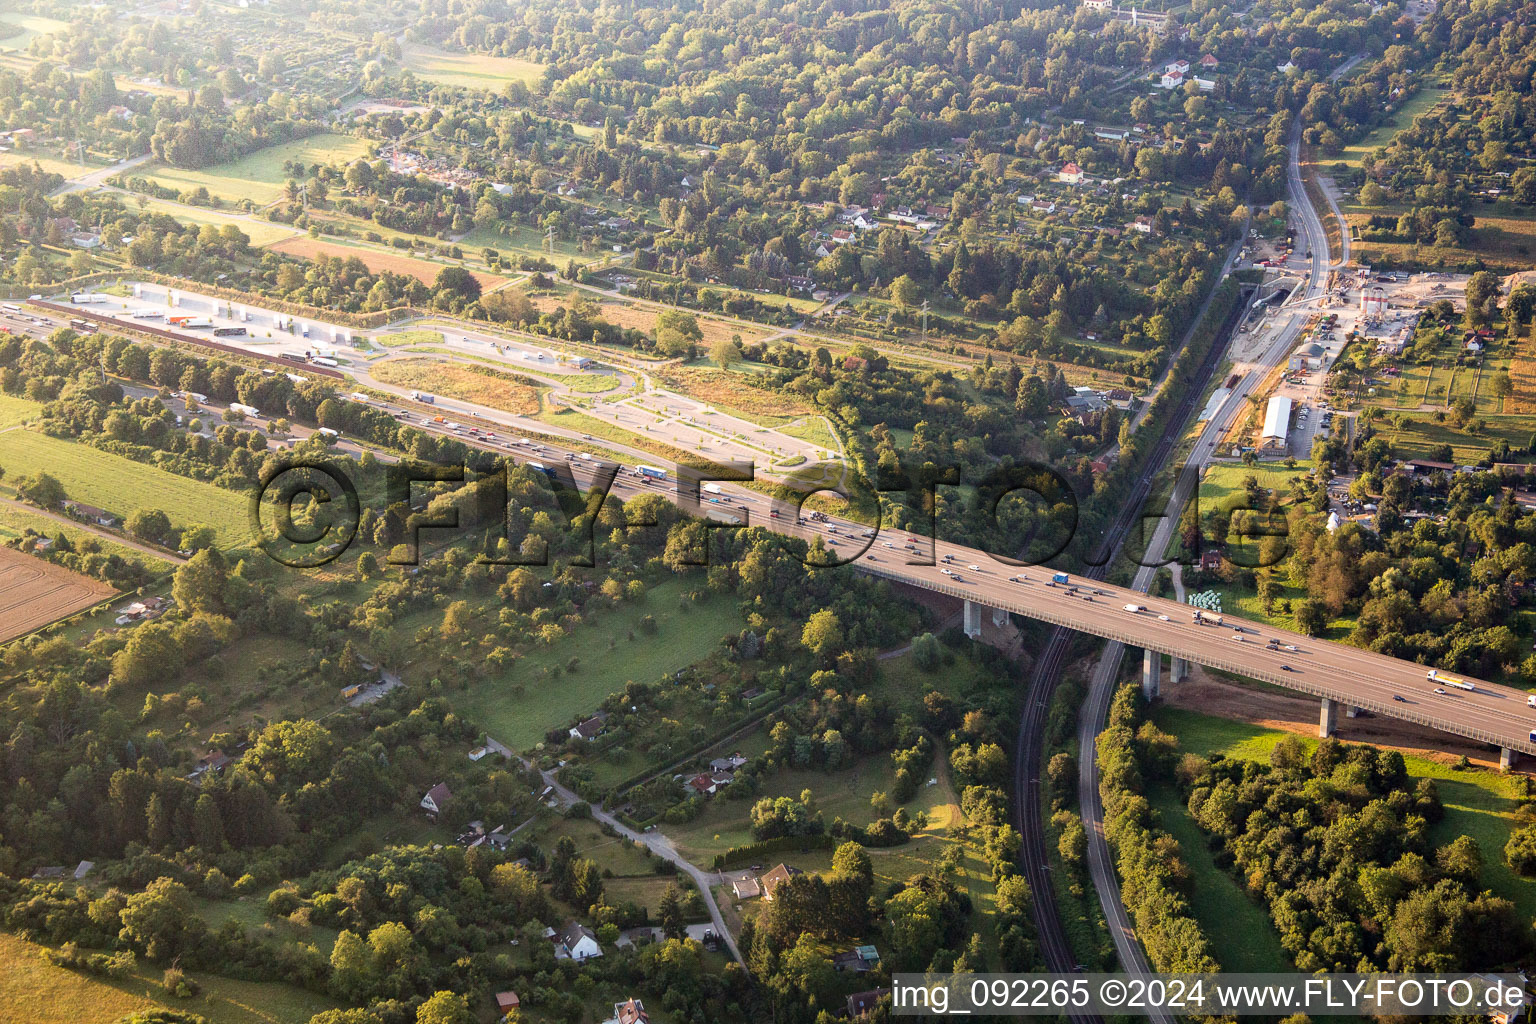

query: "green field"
left=453, top=577, right=743, bottom=750
left=1154, top=706, right=1536, bottom=922
left=403, top=44, right=545, bottom=91
left=1339, top=87, right=1446, bottom=169
left=133, top=197, right=298, bottom=248
left=0, top=150, right=102, bottom=181
left=0, top=930, right=337, bottom=1024
left=0, top=393, right=43, bottom=428
left=134, top=133, right=372, bottom=205
left=0, top=430, right=251, bottom=547
left=1148, top=784, right=1291, bottom=972
left=0, top=501, right=176, bottom=571
left=1381, top=411, right=1536, bottom=463
left=0, top=12, right=66, bottom=50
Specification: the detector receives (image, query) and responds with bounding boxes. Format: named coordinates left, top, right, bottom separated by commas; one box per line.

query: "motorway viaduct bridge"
left=857, top=539, right=1536, bottom=770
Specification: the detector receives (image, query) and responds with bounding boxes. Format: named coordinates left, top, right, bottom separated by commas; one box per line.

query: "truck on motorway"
left=1426, top=670, right=1474, bottom=691
left=529, top=462, right=557, bottom=478
left=1123, top=604, right=1144, bottom=613
left=637, top=465, right=668, bottom=480
left=702, top=483, right=723, bottom=495
left=1192, top=610, right=1223, bottom=626
left=1052, top=572, right=1070, bottom=584
left=410, top=391, right=436, bottom=404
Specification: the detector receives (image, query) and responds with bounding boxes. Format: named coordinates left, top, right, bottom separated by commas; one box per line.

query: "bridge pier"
left=992, top=606, right=1009, bottom=628
left=1142, top=648, right=1162, bottom=701
left=1170, top=656, right=1190, bottom=683
left=1502, top=747, right=1515, bottom=772
left=1319, top=697, right=1337, bottom=738
left=963, top=600, right=982, bottom=639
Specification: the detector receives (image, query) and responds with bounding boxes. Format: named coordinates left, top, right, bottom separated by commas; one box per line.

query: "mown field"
left=0, top=392, right=42, bottom=428
left=0, top=430, right=251, bottom=547
left=448, top=577, right=744, bottom=750
left=0, top=930, right=337, bottom=1024
left=1338, top=87, right=1447, bottom=169
left=402, top=44, right=545, bottom=91
left=1154, top=706, right=1536, bottom=923
left=133, top=197, right=298, bottom=248
left=0, top=12, right=66, bottom=50
left=370, top=357, right=543, bottom=415
left=134, top=133, right=372, bottom=205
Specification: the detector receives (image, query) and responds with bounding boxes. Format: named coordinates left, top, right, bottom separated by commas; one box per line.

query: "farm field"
left=451, top=578, right=744, bottom=751
left=402, top=43, right=545, bottom=91
left=0, top=431, right=251, bottom=547
left=0, top=930, right=337, bottom=1024
left=267, top=236, right=507, bottom=290
left=369, top=356, right=543, bottom=415
left=1154, top=706, right=1536, bottom=922
left=132, top=133, right=372, bottom=205
left=0, top=544, right=116, bottom=642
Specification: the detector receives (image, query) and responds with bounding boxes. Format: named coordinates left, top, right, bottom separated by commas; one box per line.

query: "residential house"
left=687, top=772, right=718, bottom=796
left=1032, top=200, right=1057, bottom=214
left=1129, top=215, right=1154, bottom=234
left=1199, top=548, right=1224, bottom=572
left=833, top=945, right=881, bottom=972
left=64, top=501, right=118, bottom=527
left=709, top=754, right=748, bottom=774
left=847, top=990, right=891, bottom=1018
left=420, top=781, right=452, bottom=818
left=1200, top=53, right=1219, bottom=69
left=1095, top=128, right=1128, bottom=142
left=1107, top=388, right=1134, bottom=410
left=851, top=213, right=878, bottom=231
left=495, top=992, right=520, bottom=1016
left=732, top=876, right=761, bottom=899
left=610, top=997, right=650, bottom=1024
left=1058, top=161, right=1084, bottom=184
left=1165, top=59, right=1190, bottom=75
left=1082, top=0, right=1113, bottom=8
left=1159, top=70, right=1185, bottom=89
left=786, top=275, right=814, bottom=290
left=569, top=712, right=608, bottom=741
left=760, top=863, right=803, bottom=901
left=555, top=920, right=603, bottom=961
left=1277, top=60, right=1298, bottom=73
left=923, top=204, right=950, bottom=221
left=830, top=228, right=855, bottom=245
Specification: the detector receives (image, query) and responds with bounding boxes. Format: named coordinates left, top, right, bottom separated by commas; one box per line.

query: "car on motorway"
left=952, top=574, right=966, bottom=583
left=1157, top=614, right=1170, bottom=621
left=1393, top=694, right=1407, bottom=702
left=967, top=564, right=981, bottom=571
left=940, top=568, right=953, bottom=575
left=1434, top=687, right=1447, bottom=695
left=1281, top=665, right=1293, bottom=672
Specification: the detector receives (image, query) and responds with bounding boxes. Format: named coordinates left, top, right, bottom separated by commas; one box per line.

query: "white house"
left=556, top=920, right=603, bottom=961
left=1058, top=161, right=1084, bottom=184
left=1277, top=60, right=1299, bottom=73
left=1159, top=71, right=1185, bottom=89
left=420, top=782, right=452, bottom=817
left=1165, top=59, right=1190, bottom=75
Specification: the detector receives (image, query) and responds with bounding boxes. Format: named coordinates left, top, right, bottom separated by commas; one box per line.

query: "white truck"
left=702, top=483, right=723, bottom=495
left=1123, top=604, right=1144, bottom=613
left=1426, top=670, right=1474, bottom=692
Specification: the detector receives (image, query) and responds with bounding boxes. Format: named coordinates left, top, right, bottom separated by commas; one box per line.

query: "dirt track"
left=1162, top=664, right=1523, bottom=772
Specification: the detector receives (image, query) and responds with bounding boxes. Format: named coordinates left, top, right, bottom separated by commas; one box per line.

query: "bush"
left=1505, top=825, right=1536, bottom=876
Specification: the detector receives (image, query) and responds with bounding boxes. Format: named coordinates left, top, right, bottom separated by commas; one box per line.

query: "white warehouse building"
left=1261, top=395, right=1293, bottom=450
